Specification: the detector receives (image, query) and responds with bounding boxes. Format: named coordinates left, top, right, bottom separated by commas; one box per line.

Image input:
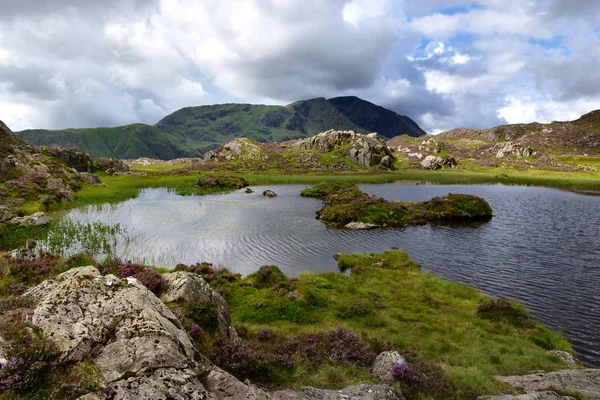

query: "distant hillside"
left=16, top=97, right=425, bottom=160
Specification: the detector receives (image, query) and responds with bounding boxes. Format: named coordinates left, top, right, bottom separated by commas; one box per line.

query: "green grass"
left=212, top=250, right=574, bottom=397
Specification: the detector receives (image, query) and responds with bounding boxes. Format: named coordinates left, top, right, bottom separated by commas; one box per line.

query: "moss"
left=196, top=173, right=248, bottom=190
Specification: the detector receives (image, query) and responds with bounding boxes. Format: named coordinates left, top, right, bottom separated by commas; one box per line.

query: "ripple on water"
left=55, top=184, right=600, bottom=367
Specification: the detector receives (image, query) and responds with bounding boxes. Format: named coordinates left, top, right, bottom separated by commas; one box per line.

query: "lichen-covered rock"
left=263, top=189, right=277, bottom=197
left=293, top=130, right=396, bottom=169
left=205, top=138, right=272, bottom=162
left=546, top=350, right=577, bottom=365
left=204, top=367, right=271, bottom=400
left=496, top=369, right=600, bottom=400
left=418, top=138, right=442, bottom=153
left=0, top=205, right=13, bottom=223
left=100, top=368, right=215, bottom=400
left=421, top=155, right=457, bottom=170
left=79, top=172, right=103, bottom=185
left=27, top=268, right=203, bottom=383
left=161, top=272, right=240, bottom=342
left=40, top=146, right=93, bottom=172
left=92, top=158, right=130, bottom=174
left=271, top=384, right=405, bottom=400
left=8, top=212, right=50, bottom=227
left=491, top=142, right=534, bottom=158
left=371, top=351, right=406, bottom=383
left=345, top=222, right=379, bottom=230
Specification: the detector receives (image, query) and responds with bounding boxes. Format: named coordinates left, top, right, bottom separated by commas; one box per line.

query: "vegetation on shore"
left=300, top=182, right=492, bottom=227
left=179, top=250, right=574, bottom=398
left=0, top=249, right=576, bottom=399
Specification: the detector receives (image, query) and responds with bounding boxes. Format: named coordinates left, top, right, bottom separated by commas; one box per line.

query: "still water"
left=58, top=183, right=600, bottom=367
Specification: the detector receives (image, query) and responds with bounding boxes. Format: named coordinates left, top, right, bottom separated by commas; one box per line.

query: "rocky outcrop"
left=293, top=130, right=396, bottom=169
left=272, top=385, right=405, bottom=400
left=40, top=146, right=93, bottom=172
left=93, top=158, right=130, bottom=174
left=491, top=142, right=534, bottom=158
left=496, top=369, right=600, bottom=400
left=421, top=155, right=457, bottom=170
left=483, top=391, right=579, bottom=400
left=371, top=351, right=406, bottom=383
left=418, top=138, right=442, bottom=153
left=0, top=120, right=102, bottom=228
left=160, top=271, right=240, bottom=342
left=205, top=138, right=272, bottom=162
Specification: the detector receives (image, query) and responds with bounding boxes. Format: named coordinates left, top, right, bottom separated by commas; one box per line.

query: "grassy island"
left=300, top=182, right=493, bottom=228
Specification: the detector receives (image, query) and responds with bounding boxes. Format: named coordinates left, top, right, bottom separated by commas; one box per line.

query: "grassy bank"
left=200, top=250, right=574, bottom=398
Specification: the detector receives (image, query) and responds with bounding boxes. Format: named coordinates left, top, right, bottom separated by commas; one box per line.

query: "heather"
left=300, top=182, right=492, bottom=227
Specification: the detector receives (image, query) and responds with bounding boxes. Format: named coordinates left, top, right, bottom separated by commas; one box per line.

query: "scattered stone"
left=345, top=222, right=379, bottom=230
left=496, top=369, right=600, bottom=400
left=546, top=350, right=577, bottom=365
left=372, top=351, right=407, bottom=383
left=263, top=189, right=277, bottom=197
left=9, top=212, right=49, bottom=227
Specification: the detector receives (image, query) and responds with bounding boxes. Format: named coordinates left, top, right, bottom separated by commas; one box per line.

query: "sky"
left=1, top=0, right=600, bottom=134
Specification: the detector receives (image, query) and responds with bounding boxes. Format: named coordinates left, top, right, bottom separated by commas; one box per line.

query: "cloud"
left=1, top=0, right=600, bottom=134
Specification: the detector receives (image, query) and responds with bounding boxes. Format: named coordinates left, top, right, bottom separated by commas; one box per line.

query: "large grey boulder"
left=27, top=268, right=203, bottom=383
left=272, top=385, right=405, bottom=400
left=496, top=369, right=600, bottom=400
left=161, top=271, right=240, bottom=342
left=491, top=142, right=534, bottom=158
left=421, top=155, right=457, bottom=170
left=371, top=351, right=406, bottom=383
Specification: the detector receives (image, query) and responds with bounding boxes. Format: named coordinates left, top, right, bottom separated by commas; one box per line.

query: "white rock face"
left=496, top=369, right=600, bottom=400
left=371, top=351, right=407, bottom=384
left=9, top=212, right=49, bottom=227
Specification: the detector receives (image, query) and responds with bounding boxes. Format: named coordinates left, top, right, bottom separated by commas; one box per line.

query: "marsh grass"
left=42, top=220, right=123, bottom=256
left=209, top=250, right=574, bottom=397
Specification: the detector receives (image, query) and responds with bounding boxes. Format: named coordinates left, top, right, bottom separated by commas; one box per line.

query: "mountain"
left=15, top=97, right=425, bottom=160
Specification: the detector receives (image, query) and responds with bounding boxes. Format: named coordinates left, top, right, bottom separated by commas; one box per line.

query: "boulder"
left=92, top=158, right=130, bottom=174
left=272, top=384, right=405, bottom=400
left=203, top=367, right=271, bottom=400
left=482, top=392, right=578, bottom=400
left=9, top=212, right=49, bottom=227
left=79, top=172, right=103, bottom=185
left=496, top=369, right=600, bottom=400
left=492, top=142, right=534, bottom=158
left=161, top=272, right=240, bottom=342
left=40, top=146, right=93, bottom=172
left=372, top=351, right=407, bottom=383
left=418, top=138, right=442, bottom=153
left=27, top=268, right=203, bottom=383
left=205, top=138, right=271, bottom=162
left=345, top=222, right=379, bottom=230
left=421, top=155, right=457, bottom=170
left=263, top=190, right=277, bottom=197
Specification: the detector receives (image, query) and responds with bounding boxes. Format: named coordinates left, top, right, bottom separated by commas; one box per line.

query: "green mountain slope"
left=15, top=97, right=425, bottom=160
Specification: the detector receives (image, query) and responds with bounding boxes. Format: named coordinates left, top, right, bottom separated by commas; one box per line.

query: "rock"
left=160, top=271, right=240, bottom=342
left=100, top=367, right=215, bottom=400
left=378, top=155, right=395, bottom=170
left=345, top=222, right=379, bottom=230
left=272, top=384, right=405, bottom=400
left=40, top=146, right=93, bottom=172
left=0, top=333, right=7, bottom=366
left=56, top=265, right=101, bottom=281
left=245, top=188, right=254, bottom=193
left=263, top=190, right=277, bottom=197
left=205, top=138, right=271, bottom=162
left=92, top=158, right=130, bottom=173
left=79, top=172, right=103, bottom=185
left=496, top=369, right=600, bottom=400
left=204, top=366, right=271, bottom=400
left=293, top=130, right=396, bottom=169
left=421, top=155, right=457, bottom=170
left=372, top=351, right=407, bottom=383
left=0, top=205, right=13, bottom=223
left=9, top=212, right=50, bottom=227
left=418, top=138, right=442, bottom=153
left=492, top=142, right=534, bottom=158
left=28, top=268, right=203, bottom=383
left=482, top=392, right=577, bottom=400
left=546, top=350, right=577, bottom=365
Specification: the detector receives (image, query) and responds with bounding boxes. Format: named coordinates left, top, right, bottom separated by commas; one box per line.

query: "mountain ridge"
left=15, top=96, right=426, bottom=160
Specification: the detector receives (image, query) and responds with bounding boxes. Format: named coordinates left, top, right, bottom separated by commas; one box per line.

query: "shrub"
left=113, top=262, right=166, bottom=294
left=187, top=299, right=219, bottom=333
left=401, top=349, right=455, bottom=399
left=210, top=338, right=268, bottom=381
left=251, top=265, right=287, bottom=289
left=391, top=363, right=419, bottom=384
left=298, top=327, right=376, bottom=369
left=337, top=300, right=373, bottom=319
